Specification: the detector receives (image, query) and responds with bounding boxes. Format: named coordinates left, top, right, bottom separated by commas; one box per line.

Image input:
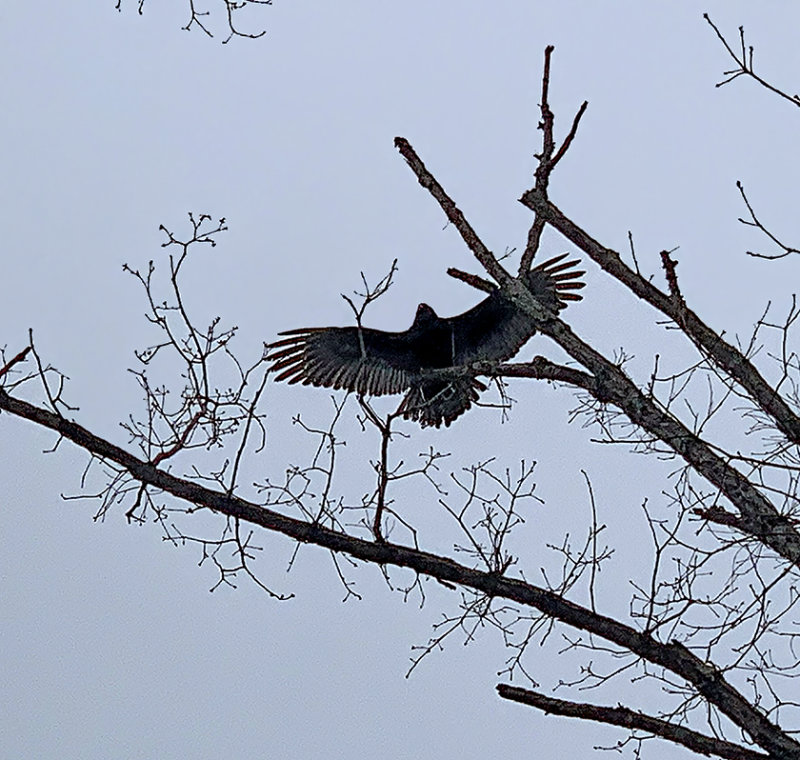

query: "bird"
left=266, top=254, right=585, bottom=428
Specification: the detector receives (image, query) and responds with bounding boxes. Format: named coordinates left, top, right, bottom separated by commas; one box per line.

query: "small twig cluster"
left=704, top=14, right=800, bottom=109
left=115, top=0, right=270, bottom=43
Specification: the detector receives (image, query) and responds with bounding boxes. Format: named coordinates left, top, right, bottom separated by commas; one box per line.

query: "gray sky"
left=2, top=3, right=800, bottom=758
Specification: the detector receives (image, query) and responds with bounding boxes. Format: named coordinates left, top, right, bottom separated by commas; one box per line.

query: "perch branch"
left=519, top=191, right=800, bottom=447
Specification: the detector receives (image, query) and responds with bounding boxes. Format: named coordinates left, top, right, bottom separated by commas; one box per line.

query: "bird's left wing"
left=267, top=325, right=419, bottom=397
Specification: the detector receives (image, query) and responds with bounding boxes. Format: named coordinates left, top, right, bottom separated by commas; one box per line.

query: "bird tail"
left=399, top=374, right=487, bottom=428
left=527, top=253, right=586, bottom=312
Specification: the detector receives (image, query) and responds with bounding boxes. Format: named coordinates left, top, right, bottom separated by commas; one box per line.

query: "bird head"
left=411, top=303, right=439, bottom=330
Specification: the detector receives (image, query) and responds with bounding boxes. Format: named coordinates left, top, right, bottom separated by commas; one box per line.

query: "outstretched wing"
left=447, top=292, right=534, bottom=365
left=448, top=254, right=585, bottom=365
left=267, top=254, right=585, bottom=426
left=266, top=325, right=421, bottom=397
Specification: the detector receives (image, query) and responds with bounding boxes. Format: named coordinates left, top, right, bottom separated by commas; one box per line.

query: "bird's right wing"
left=266, top=325, right=420, bottom=397
left=448, top=254, right=585, bottom=365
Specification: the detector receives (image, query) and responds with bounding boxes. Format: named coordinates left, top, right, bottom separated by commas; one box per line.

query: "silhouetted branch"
left=660, top=248, right=683, bottom=302
left=119, top=214, right=268, bottom=497
left=394, top=136, right=511, bottom=289
left=535, top=317, right=800, bottom=569
left=497, top=686, right=770, bottom=760
left=0, top=386, right=798, bottom=758
left=737, top=181, right=800, bottom=260
left=116, top=0, right=270, bottom=43
left=481, top=356, right=599, bottom=396
left=521, top=45, right=589, bottom=274
left=0, top=346, right=31, bottom=381
left=342, top=259, right=399, bottom=327
left=400, top=121, right=800, bottom=569
left=446, top=267, right=496, bottom=294
left=704, top=14, right=800, bottom=109
left=395, top=136, right=558, bottom=322
left=519, top=191, right=800, bottom=447
left=397, top=138, right=800, bottom=568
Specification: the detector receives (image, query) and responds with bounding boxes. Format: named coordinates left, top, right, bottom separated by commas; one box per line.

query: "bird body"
left=267, top=254, right=584, bottom=427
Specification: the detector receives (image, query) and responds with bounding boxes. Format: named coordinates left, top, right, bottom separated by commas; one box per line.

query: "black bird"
left=267, top=254, right=584, bottom=427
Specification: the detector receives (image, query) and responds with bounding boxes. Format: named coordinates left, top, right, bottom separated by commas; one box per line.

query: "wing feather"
left=268, top=255, right=584, bottom=425
left=266, top=325, right=418, bottom=396
left=447, top=255, right=585, bottom=365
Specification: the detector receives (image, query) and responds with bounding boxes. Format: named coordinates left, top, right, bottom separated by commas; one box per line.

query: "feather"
left=267, top=256, right=584, bottom=427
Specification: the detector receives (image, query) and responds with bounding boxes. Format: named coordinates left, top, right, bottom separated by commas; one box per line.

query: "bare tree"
left=3, top=36, right=800, bottom=760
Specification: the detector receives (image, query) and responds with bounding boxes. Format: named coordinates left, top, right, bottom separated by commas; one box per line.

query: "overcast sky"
left=2, top=3, right=800, bottom=759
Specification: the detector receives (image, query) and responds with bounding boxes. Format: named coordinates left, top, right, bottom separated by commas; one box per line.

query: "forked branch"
left=704, top=14, right=800, bottom=109
left=521, top=45, right=588, bottom=274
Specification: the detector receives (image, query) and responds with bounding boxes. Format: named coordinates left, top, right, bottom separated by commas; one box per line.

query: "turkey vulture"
left=267, top=254, right=584, bottom=427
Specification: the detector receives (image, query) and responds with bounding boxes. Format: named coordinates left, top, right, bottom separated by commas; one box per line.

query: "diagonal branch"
left=0, top=346, right=32, bottom=381
left=394, top=135, right=800, bottom=568
left=1, top=385, right=798, bottom=758
left=395, top=137, right=564, bottom=324
left=394, top=136, right=512, bottom=288
left=497, top=686, right=770, bottom=760
left=704, top=14, right=800, bottom=109
left=535, top=316, right=800, bottom=568
left=446, top=267, right=496, bottom=295
left=519, top=191, right=800, bottom=447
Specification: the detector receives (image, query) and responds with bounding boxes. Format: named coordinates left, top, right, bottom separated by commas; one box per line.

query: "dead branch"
left=518, top=192, right=800, bottom=447
left=736, top=181, right=800, bottom=260
left=497, top=686, right=770, bottom=760
left=116, top=0, right=270, bottom=43
left=704, top=14, right=800, bottom=109
left=0, top=346, right=31, bottom=381
left=521, top=45, right=589, bottom=274
left=395, top=134, right=800, bottom=568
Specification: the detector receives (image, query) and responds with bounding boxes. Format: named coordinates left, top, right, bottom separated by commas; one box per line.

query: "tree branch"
left=536, top=316, right=800, bottom=569
left=704, top=14, right=800, bottom=109
left=1, top=385, right=799, bottom=759
left=519, top=191, right=800, bottom=448
left=497, top=685, right=770, bottom=760
left=394, top=136, right=514, bottom=290
left=0, top=346, right=32, bottom=381
left=395, top=135, right=800, bottom=567
left=736, top=180, right=800, bottom=260
left=520, top=45, right=589, bottom=274
left=479, top=356, right=600, bottom=396
left=446, top=267, right=496, bottom=294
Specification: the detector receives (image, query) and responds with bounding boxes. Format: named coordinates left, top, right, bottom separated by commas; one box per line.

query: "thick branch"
left=1, top=386, right=799, bottom=759
left=394, top=137, right=512, bottom=288
left=520, top=191, right=800, bottom=447
left=536, top=316, right=800, bottom=568
left=395, top=139, right=800, bottom=566
left=497, top=686, right=770, bottom=760
left=477, top=356, right=600, bottom=396
left=393, top=134, right=800, bottom=564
